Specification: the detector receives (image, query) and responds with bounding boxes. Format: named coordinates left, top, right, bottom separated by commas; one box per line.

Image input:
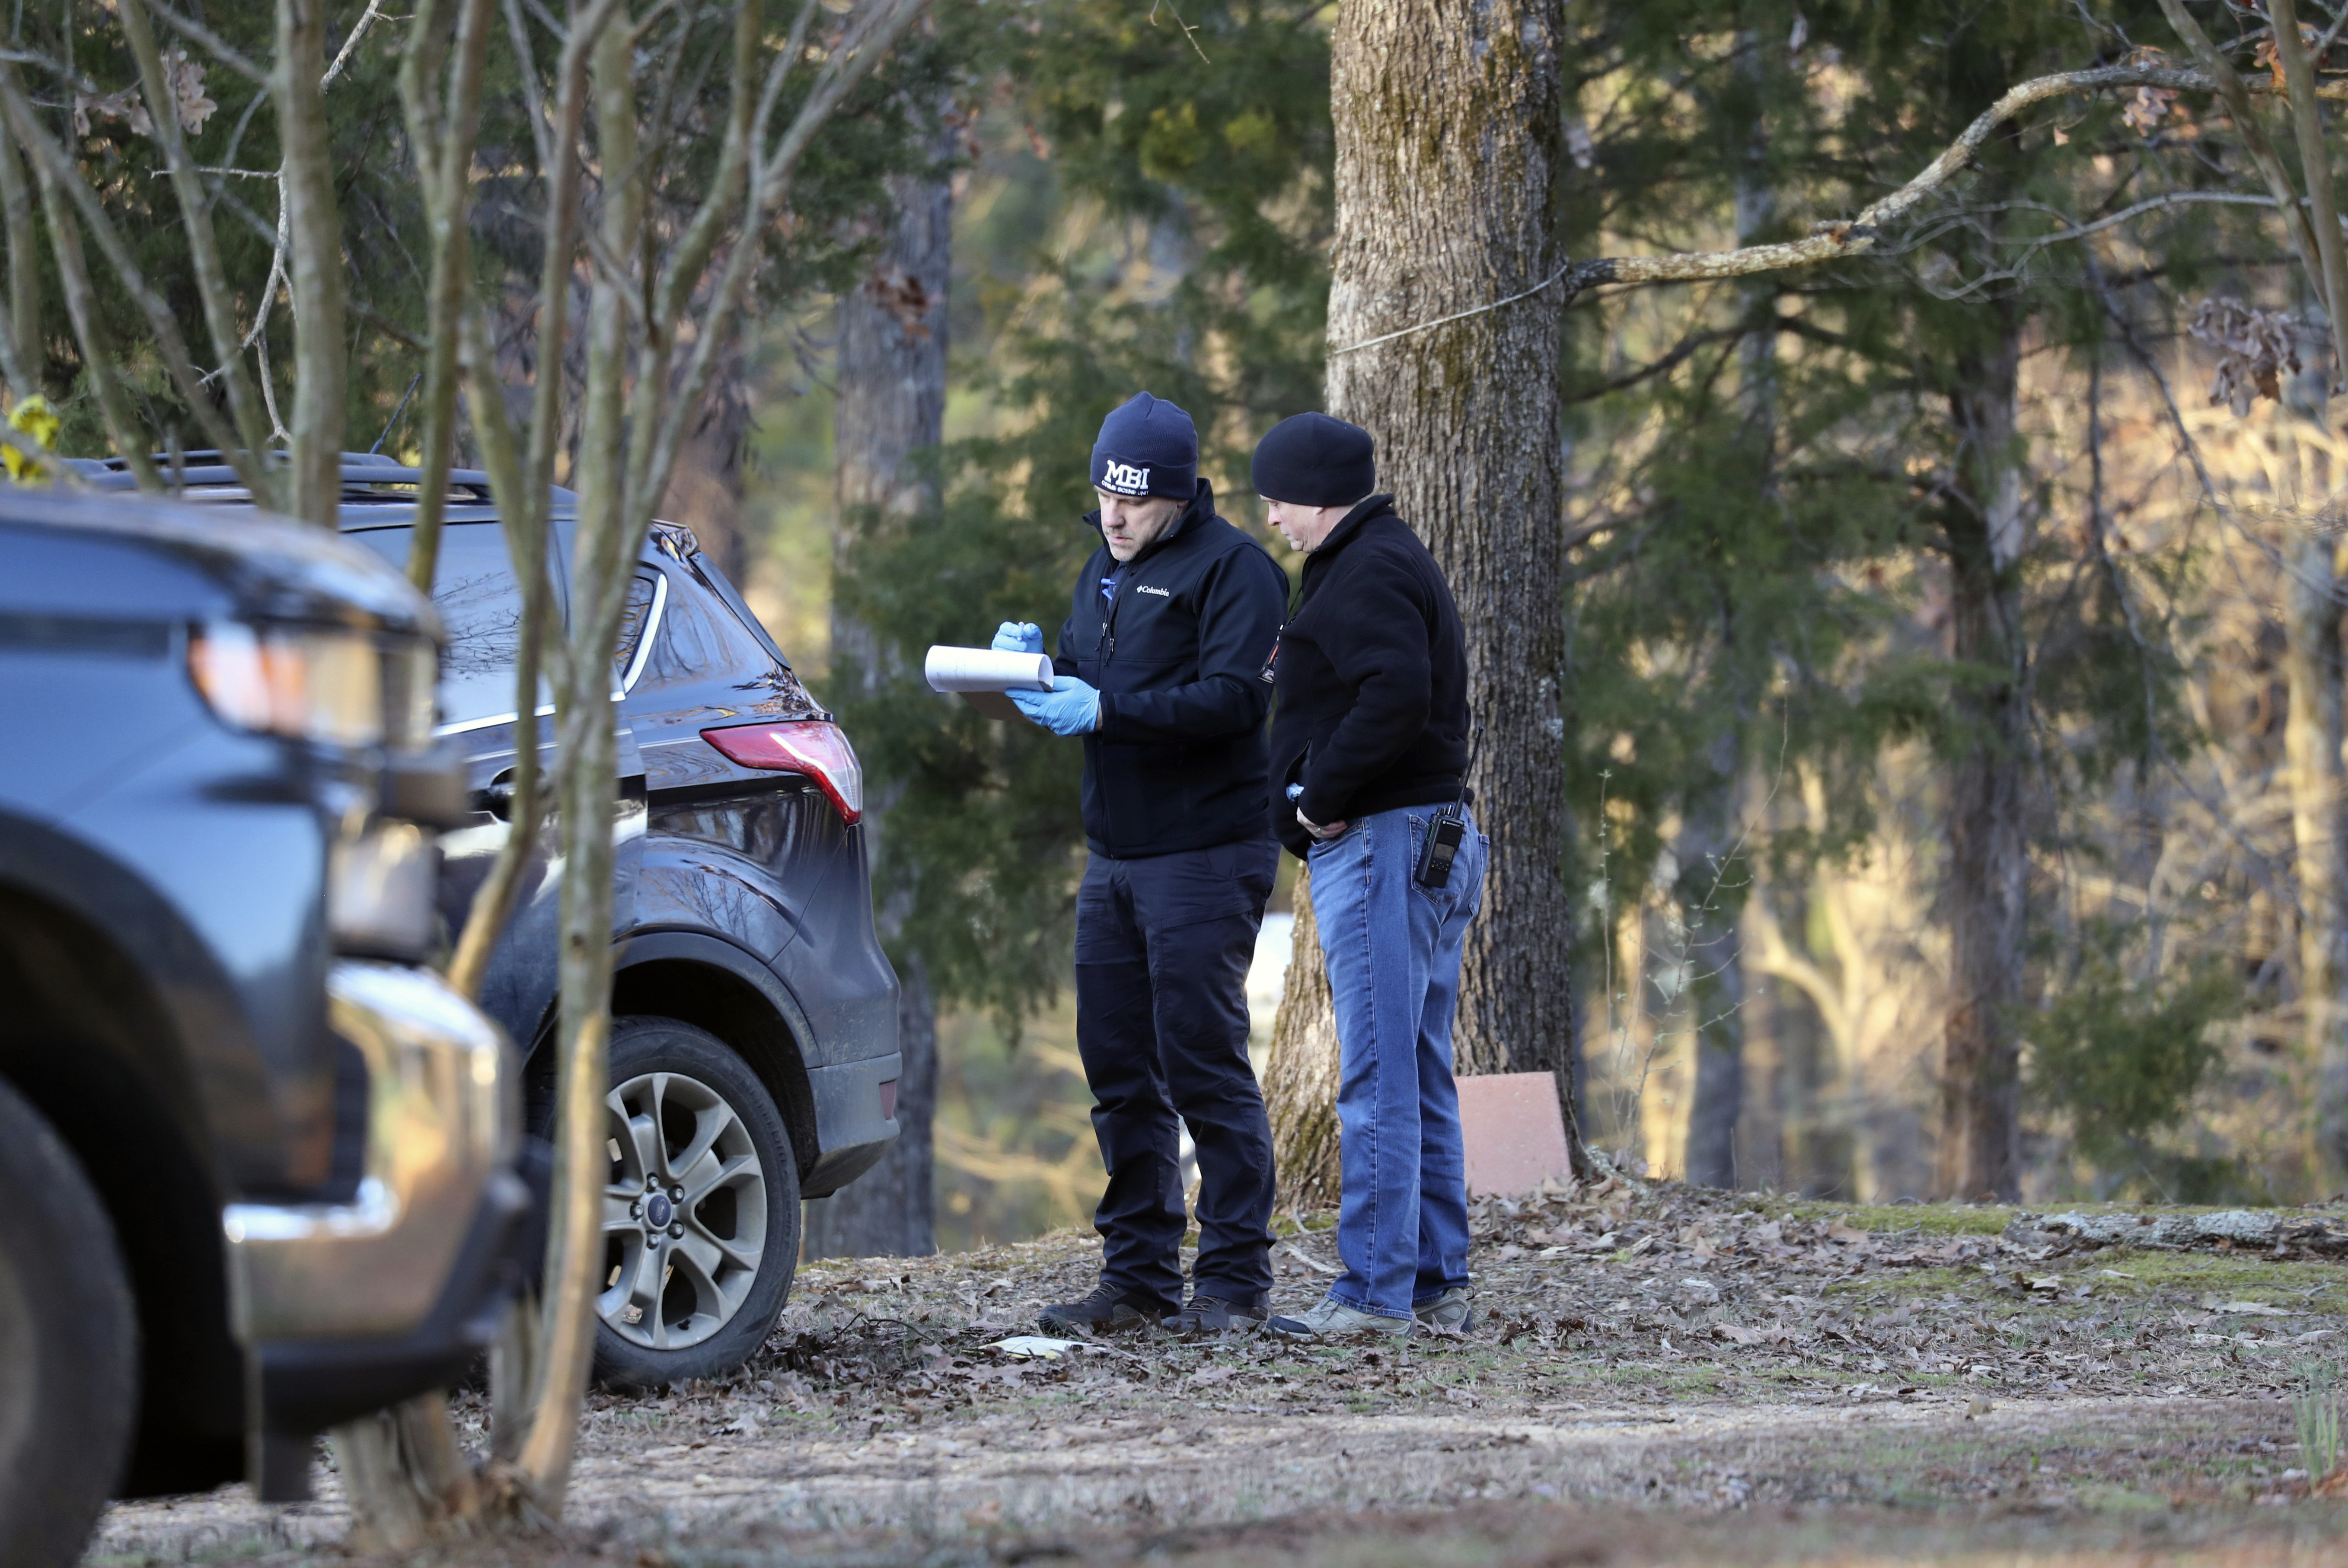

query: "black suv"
left=0, top=491, right=530, bottom=1565
left=91, top=455, right=906, bottom=1389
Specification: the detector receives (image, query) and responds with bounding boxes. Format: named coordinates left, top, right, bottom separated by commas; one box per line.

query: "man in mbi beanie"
left=1088, top=389, right=1199, bottom=501
left=1250, top=410, right=1484, bottom=1346
left=991, top=391, right=1291, bottom=1339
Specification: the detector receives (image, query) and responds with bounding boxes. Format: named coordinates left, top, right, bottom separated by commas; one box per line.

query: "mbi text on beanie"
left=1251, top=411, right=1375, bottom=507
left=1091, top=392, right=1199, bottom=501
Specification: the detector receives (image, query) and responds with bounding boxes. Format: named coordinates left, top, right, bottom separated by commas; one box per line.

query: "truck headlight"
left=328, top=820, right=439, bottom=960
left=188, top=622, right=436, bottom=751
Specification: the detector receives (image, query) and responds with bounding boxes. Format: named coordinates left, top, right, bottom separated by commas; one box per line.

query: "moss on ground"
left=1767, top=1200, right=2018, bottom=1236
left=1823, top=1250, right=2348, bottom=1317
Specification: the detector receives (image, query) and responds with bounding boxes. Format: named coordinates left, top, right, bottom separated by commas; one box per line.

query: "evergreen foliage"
left=2026, top=920, right=2243, bottom=1183
left=4, top=3, right=948, bottom=461
left=833, top=0, right=1333, bottom=1023
left=1559, top=1, right=2238, bottom=1150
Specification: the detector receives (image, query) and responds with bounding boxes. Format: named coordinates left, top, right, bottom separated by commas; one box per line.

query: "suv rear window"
left=348, top=523, right=538, bottom=729
left=638, top=571, right=773, bottom=689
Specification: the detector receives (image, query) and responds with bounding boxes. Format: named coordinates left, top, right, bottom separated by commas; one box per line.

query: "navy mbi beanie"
left=1091, top=392, right=1198, bottom=501
left=1251, top=412, right=1375, bottom=507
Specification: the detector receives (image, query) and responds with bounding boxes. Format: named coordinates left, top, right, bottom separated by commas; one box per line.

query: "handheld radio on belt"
left=1413, top=723, right=1477, bottom=890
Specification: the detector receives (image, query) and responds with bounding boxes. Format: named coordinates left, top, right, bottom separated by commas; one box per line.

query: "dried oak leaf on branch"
left=2190, top=298, right=2301, bottom=417
left=71, top=51, right=213, bottom=140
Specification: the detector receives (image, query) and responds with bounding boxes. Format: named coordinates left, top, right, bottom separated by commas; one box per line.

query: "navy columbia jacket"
left=1052, top=481, right=1289, bottom=858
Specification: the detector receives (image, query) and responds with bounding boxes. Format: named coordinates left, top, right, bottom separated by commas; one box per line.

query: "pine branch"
left=1336, top=63, right=2348, bottom=354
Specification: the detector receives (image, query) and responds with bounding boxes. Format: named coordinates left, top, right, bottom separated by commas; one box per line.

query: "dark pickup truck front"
left=0, top=492, right=531, bottom=1558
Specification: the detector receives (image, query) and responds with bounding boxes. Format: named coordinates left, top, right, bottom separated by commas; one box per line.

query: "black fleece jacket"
left=1267, top=495, right=1468, bottom=859
left=1053, top=481, right=1289, bottom=858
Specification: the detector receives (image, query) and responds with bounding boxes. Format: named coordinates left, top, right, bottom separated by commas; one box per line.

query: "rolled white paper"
left=924, top=645, right=1054, bottom=694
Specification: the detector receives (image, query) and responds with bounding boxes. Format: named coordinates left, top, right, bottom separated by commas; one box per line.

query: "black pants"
left=1074, top=837, right=1279, bottom=1309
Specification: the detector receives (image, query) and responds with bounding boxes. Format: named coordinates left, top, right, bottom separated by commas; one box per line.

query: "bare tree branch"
left=8, top=70, right=156, bottom=487
left=446, top=306, right=553, bottom=1007
left=398, top=0, right=498, bottom=591
left=323, top=0, right=392, bottom=87
left=510, top=11, right=641, bottom=1510
left=0, top=69, right=245, bottom=462
left=1338, top=62, right=2348, bottom=354
left=274, top=0, right=348, bottom=525
left=633, top=0, right=926, bottom=521
left=136, top=0, right=267, bottom=84
left=2156, top=0, right=2337, bottom=353
left=1563, top=326, right=1748, bottom=404
left=119, top=0, right=280, bottom=503
left=2269, top=0, right=2348, bottom=374
left=0, top=122, right=38, bottom=403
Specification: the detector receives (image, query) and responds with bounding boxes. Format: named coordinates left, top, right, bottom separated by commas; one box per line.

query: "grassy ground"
left=89, top=1182, right=2348, bottom=1566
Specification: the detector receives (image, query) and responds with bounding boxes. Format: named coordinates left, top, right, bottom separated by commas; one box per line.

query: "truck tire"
left=0, top=1076, right=138, bottom=1568
left=590, top=1016, right=801, bottom=1389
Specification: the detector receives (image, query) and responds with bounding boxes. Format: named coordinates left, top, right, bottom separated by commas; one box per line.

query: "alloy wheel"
left=599, top=1070, right=768, bottom=1351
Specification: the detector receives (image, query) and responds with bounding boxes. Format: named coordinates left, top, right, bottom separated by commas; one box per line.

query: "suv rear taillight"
left=701, top=720, right=864, bottom=824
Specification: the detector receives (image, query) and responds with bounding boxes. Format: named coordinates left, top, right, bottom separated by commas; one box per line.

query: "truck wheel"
left=591, top=1016, right=801, bottom=1389
left=0, top=1077, right=137, bottom=1568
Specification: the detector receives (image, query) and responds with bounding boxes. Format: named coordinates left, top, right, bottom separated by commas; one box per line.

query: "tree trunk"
left=1265, top=868, right=1341, bottom=1208
left=804, top=115, right=952, bottom=1259
left=506, top=18, right=641, bottom=1510
left=1681, top=31, right=1774, bottom=1190
left=1936, top=319, right=2029, bottom=1202
left=2281, top=477, right=2348, bottom=1187
left=1680, top=746, right=1747, bottom=1189
left=1267, top=0, right=1577, bottom=1162
left=660, top=376, right=753, bottom=584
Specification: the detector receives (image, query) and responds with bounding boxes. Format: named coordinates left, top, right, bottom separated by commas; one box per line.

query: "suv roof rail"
left=57, top=452, right=577, bottom=512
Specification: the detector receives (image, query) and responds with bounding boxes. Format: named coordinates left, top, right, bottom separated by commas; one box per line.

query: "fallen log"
left=2007, top=1209, right=2348, bottom=1258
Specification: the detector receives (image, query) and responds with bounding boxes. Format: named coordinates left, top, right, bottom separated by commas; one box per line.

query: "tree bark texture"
left=1264, top=869, right=1341, bottom=1208
left=274, top=0, right=346, bottom=525
left=332, top=1393, right=477, bottom=1553
left=1679, top=748, right=1747, bottom=1189
left=0, top=121, right=35, bottom=399
left=1279, top=0, right=1576, bottom=1142
left=1936, top=321, right=2029, bottom=1202
left=660, top=374, right=754, bottom=584
left=804, top=120, right=953, bottom=1259
left=509, top=19, right=639, bottom=1508
left=2282, top=522, right=2348, bottom=1182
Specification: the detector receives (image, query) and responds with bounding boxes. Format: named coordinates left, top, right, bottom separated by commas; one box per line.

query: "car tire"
left=590, top=1016, right=801, bottom=1390
left=0, top=1077, right=138, bottom=1568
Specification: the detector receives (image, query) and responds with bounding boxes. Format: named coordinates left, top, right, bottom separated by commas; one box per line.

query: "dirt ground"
left=88, top=1179, right=2348, bottom=1566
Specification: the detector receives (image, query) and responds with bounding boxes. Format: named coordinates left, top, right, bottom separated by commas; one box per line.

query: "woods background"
left=770, top=0, right=2348, bottom=1238
left=19, top=0, right=2348, bottom=1256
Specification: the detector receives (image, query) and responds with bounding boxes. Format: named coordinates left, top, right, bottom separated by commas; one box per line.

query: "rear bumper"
left=801, top=1050, right=901, bottom=1198
left=221, top=962, right=530, bottom=1496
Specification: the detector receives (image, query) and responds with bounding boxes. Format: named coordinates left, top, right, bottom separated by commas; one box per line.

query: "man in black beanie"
left=1248, top=411, right=1486, bottom=1344
left=994, top=391, right=1290, bottom=1336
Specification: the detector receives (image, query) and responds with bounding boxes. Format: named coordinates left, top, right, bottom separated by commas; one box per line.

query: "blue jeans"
left=1306, top=803, right=1487, bottom=1319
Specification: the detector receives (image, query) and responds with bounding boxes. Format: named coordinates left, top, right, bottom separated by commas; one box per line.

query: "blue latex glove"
left=1011, top=675, right=1101, bottom=736
left=992, top=621, right=1044, bottom=656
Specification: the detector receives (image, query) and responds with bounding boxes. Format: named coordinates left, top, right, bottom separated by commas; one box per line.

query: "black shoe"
left=1171, top=1292, right=1269, bottom=1336
left=1038, top=1281, right=1172, bottom=1335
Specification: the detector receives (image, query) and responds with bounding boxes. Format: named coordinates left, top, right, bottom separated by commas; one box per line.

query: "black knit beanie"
left=1090, top=392, right=1199, bottom=501
left=1250, top=412, right=1375, bottom=507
